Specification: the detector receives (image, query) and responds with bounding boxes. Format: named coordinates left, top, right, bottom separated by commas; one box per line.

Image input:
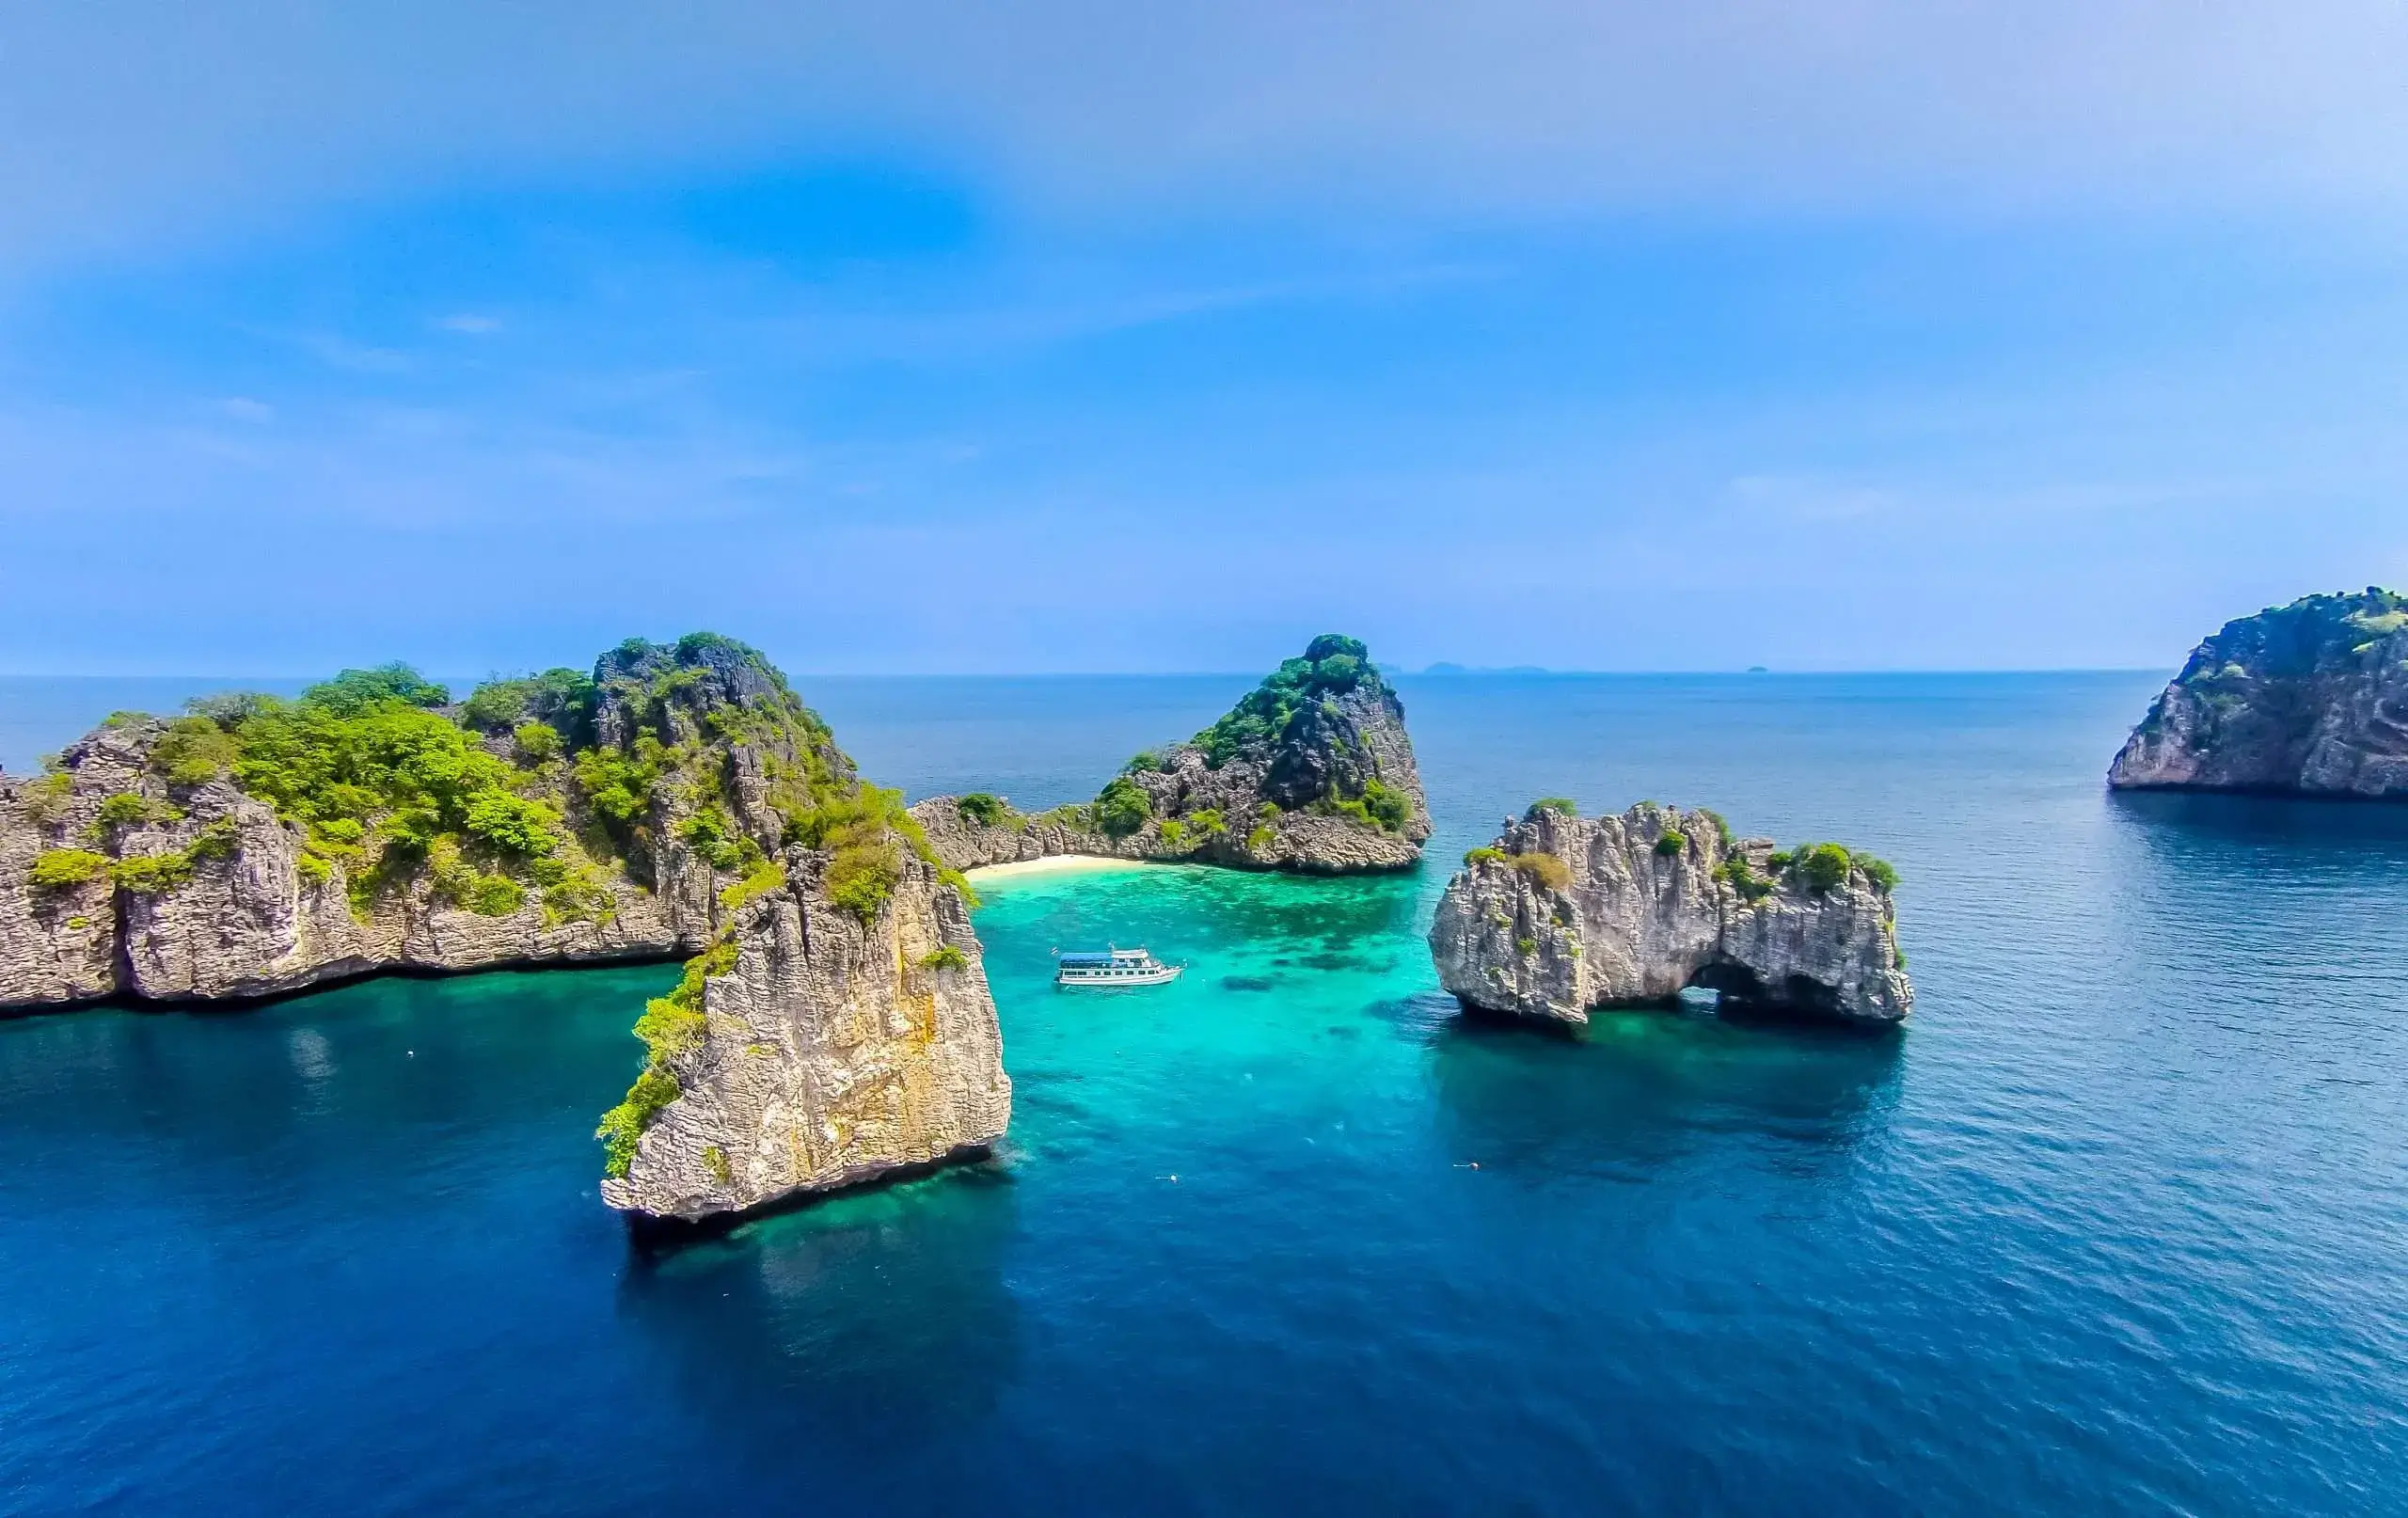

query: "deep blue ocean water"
left=6, top=672, right=2408, bottom=1515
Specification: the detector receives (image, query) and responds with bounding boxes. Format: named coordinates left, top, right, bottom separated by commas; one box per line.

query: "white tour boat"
left=1055, top=947, right=1183, bottom=988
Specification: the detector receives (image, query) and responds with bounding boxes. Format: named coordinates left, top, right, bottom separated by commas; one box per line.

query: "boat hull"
left=1055, top=967, right=1183, bottom=988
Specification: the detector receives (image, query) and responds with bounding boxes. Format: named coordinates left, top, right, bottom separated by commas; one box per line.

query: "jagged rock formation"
left=912, top=634, right=1431, bottom=875
left=2109, top=588, right=2408, bottom=798
left=3, top=633, right=886, bottom=1010
left=596, top=846, right=1008, bottom=1225
left=0, top=632, right=1013, bottom=1223
left=1429, top=801, right=1911, bottom=1027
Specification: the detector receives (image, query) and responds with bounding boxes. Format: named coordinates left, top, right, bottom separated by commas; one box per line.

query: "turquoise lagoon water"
left=6, top=672, right=2408, bottom=1514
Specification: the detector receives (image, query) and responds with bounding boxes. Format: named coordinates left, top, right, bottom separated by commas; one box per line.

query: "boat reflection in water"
left=1054, top=947, right=1183, bottom=988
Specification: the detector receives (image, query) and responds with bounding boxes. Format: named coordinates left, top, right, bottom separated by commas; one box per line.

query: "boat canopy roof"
left=1059, top=949, right=1150, bottom=966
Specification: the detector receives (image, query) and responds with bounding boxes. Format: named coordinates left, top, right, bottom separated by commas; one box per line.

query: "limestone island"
left=911, top=634, right=1432, bottom=875
left=0, top=634, right=1010, bottom=1229
left=2109, top=587, right=2408, bottom=798
left=1428, top=800, right=1911, bottom=1028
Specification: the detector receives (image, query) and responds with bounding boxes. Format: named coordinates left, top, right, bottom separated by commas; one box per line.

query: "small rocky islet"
left=0, top=630, right=1913, bottom=1230
left=2110, top=586, right=2408, bottom=798
left=1430, top=800, right=1910, bottom=1027
left=911, top=633, right=1434, bottom=875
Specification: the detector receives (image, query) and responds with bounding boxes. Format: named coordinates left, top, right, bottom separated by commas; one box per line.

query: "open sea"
left=6, top=671, right=2408, bottom=1515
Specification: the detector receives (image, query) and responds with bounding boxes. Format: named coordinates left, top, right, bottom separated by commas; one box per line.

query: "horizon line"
left=0, top=666, right=2172, bottom=682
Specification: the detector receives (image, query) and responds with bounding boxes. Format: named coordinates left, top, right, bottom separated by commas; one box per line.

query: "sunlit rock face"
left=1429, top=803, right=1911, bottom=1028
left=2110, top=588, right=2408, bottom=798
left=598, top=846, right=1009, bottom=1226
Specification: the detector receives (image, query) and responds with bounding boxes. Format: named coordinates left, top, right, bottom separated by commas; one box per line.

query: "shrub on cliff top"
left=1796, top=843, right=1852, bottom=893
left=112, top=851, right=195, bottom=895
left=1770, top=842, right=1897, bottom=895
left=957, top=792, right=1011, bottom=827
left=1095, top=776, right=1152, bottom=837
left=150, top=717, right=240, bottom=786
left=1527, top=797, right=1577, bottom=819
left=826, top=836, right=903, bottom=923
left=1714, top=858, right=1775, bottom=903
left=462, top=668, right=595, bottom=736
left=92, top=793, right=182, bottom=830
left=1361, top=778, right=1412, bottom=831
left=29, top=848, right=112, bottom=891
left=304, top=664, right=451, bottom=717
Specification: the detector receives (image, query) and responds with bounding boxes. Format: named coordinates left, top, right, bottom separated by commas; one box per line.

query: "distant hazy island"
left=2111, top=588, right=2408, bottom=798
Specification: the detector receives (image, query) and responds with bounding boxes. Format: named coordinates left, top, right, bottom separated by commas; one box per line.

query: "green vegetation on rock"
left=1797, top=844, right=1853, bottom=893
left=956, top=792, right=1011, bottom=827
left=1714, top=857, right=1776, bottom=903
left=1528, top=797, right=1578, bottom=819
left=28, top=848, right=112, bottom=891
left=920, top=944, right=970, bottom=972
left=1313, top=776, right=1414, bottom=833
left=1768, top=842, right=1898, bottom=895
left=595, top=1067, right=681, bottom=1180
left=113, top=852, right=195, bottom=895
left=1194, top=633, right=1382, bottom=768
left=136, top=665, right=591, bottom=921
left=461, top=668, right=595, bottom=737
left=1095, top=776, right=1152, bottom=837
left=1656, top=830, right=1687, bottom=857
left=92, top=793, right=182, bottom=830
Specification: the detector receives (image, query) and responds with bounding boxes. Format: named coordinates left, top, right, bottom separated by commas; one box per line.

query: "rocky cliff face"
left=597, top=846, right=1008, bottom=1225
left=2109, top=588, right=2408, bottom=797
left=0, top=633, right=1016, bottom=1222
left=0, top=633, right=852, bottom=1011
left=912, top=634, right=1431, bottom=876
left=1429, top=802, right=1911, bottom=1027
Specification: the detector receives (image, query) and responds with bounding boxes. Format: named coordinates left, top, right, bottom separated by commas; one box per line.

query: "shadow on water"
left=616, top=1163, right=1023, bottom=1465
left=2109, top=788, right=2408, bottom=858
left=1426, top=1004, right=1905, bottom=1182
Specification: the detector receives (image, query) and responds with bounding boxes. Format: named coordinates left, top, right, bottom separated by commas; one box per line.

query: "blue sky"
left=4, top=3, right=2405, bottom=675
